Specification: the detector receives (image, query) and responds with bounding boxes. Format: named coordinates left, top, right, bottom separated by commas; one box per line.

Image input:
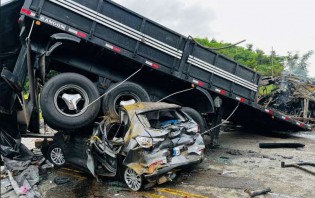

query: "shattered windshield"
left=138, top=109, right=189, bottom=129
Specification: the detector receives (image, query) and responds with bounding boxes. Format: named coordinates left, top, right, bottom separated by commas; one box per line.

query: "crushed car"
left=46, top=102, right=205, bottom=191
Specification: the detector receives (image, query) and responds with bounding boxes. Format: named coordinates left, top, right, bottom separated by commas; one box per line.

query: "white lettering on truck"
left=39, top=16, right=66, bottom=30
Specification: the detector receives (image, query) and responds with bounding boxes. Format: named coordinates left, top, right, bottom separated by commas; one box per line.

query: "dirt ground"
left=22, top=129, right=315, bottom=198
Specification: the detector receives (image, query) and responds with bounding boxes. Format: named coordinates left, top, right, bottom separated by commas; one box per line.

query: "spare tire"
left=102, top=82, right=150, bottom=119
left=40, top=73, right=101, bottom=130
left=182, top=107, right=207, bottom=133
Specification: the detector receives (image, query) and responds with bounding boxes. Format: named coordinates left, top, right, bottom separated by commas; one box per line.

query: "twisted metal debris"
left=259, top=74, right=315, bottom=129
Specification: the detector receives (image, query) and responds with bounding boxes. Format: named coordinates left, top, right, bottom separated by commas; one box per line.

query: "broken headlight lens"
left=136, top=137, right=164, bottom=148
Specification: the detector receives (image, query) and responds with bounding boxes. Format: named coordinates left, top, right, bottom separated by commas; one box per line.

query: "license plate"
left=173, top=147, right=180, bottom=156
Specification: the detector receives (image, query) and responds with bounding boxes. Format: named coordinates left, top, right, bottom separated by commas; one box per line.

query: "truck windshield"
left=139, top=109, right=188, bottom=129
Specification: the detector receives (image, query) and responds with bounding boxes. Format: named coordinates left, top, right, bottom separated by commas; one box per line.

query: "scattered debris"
left=283, top=156, right=294, bottom=159
left=226, top=150, right=242, bottom=156
left=281, top=161, right=315, bottom=175
left=262, top=155, right=276, bottom=160
left=222, top=171, right=237, bottom=175
left=244, top=187, right=271, bottom=197
left=54, top=176, right=71, bottom=185
left=275, top=154, right=294, bottom=159
left=41, top=160, right=54, bottom=170
left=3, top=161, right=41, bottom=197
left=259, top=143, right=305, bottom=149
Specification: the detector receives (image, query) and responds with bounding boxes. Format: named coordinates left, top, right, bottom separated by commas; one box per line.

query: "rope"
left=82, top=66, right=143, bottom=110
left=157, top=87, right=194, bottom=102
left=27, top=20, right=35, bottom=40
left=201, top=102, right=240, bottom=135
left=188, top=36, right=246, bottom=51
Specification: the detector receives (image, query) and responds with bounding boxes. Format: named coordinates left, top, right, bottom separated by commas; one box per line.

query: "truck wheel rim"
left=54, top=85, right=89, bottom=117
left=50, top=147, right=65, bottom=165
left=124, top=168, right=142, bottom=191
left=113, top=93, right=141, bottom=115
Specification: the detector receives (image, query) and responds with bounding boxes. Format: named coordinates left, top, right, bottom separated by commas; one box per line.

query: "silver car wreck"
left=48, top=102, right=205, bottom=191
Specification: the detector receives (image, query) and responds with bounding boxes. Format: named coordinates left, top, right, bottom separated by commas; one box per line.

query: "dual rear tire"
left=40, top=73, right=150, bottom=130
left=40, top=73, right=101, bottom=130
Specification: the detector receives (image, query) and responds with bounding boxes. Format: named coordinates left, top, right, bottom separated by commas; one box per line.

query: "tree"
left=194, top=38, right=285, bottom=76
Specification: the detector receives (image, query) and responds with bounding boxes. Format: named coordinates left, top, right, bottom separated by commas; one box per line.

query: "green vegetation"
left=259, top=84, right=278, bottom=96
left=195, top=38, right=314, bottom=95
left=194, top=38, right=285, bottom=76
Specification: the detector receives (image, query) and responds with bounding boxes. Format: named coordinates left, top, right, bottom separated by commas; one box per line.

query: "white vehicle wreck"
left=48, top=102, right=205, bottom=191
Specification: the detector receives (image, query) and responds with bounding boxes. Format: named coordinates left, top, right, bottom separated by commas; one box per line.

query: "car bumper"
left=143, top=155, right=202, bottom=180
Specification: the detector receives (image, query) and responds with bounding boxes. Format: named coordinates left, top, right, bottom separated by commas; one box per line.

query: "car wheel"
left=182, top=107, right=207, bottom=133
left=124, top=167, right=143, bottom=191
left=47, top=144, right=65, bottom=167
left=40, top=73, right=101, bottom=130
left=102, top=82, right=150, bottom=120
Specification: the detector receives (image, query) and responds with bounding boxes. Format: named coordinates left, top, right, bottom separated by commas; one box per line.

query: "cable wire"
left=27, top=20, right=35, bottom=40
left=82, top=66, right=143, bottom=110
left=188, top=36, right=246, bottom=51
left=157, top=87, right=195, bottom=103
left=201, top=102, right=240, bottom=135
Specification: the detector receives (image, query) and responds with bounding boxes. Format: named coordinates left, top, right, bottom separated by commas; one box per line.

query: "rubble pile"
left=259, top=74, right=315, bottom=129
left=1, top=149, right=54, bottom=198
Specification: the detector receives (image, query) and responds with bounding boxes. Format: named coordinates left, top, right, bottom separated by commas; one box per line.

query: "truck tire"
left=40, top=73, right=101, bottom=130
left=102, top=82, right=150, bottom=119
left=182, top=107, right=207, bottom=133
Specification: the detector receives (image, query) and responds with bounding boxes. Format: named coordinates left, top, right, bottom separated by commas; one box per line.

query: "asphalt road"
left=23, top=129, right=315, bottom=198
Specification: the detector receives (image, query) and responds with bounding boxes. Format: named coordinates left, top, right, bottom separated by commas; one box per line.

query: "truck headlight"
left=136, top=137, right=164, bottom=148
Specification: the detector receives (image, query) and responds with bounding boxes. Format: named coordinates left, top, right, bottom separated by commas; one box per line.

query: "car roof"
left=123, top=102, right=181, bottom=114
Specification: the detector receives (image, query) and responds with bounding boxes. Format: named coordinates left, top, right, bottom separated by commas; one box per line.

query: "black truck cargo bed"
left=20, top=0, right=312, bottom=131
left=25, top=0, right=259, bottom=102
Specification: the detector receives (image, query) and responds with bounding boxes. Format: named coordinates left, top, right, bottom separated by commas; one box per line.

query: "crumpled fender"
left=123, top=147, right=169, bottom=175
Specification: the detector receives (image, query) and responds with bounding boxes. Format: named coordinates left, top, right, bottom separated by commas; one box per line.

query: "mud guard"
left=195, top=86, right=215, bottom=113
left=50, top=33, right=81, bottom=44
